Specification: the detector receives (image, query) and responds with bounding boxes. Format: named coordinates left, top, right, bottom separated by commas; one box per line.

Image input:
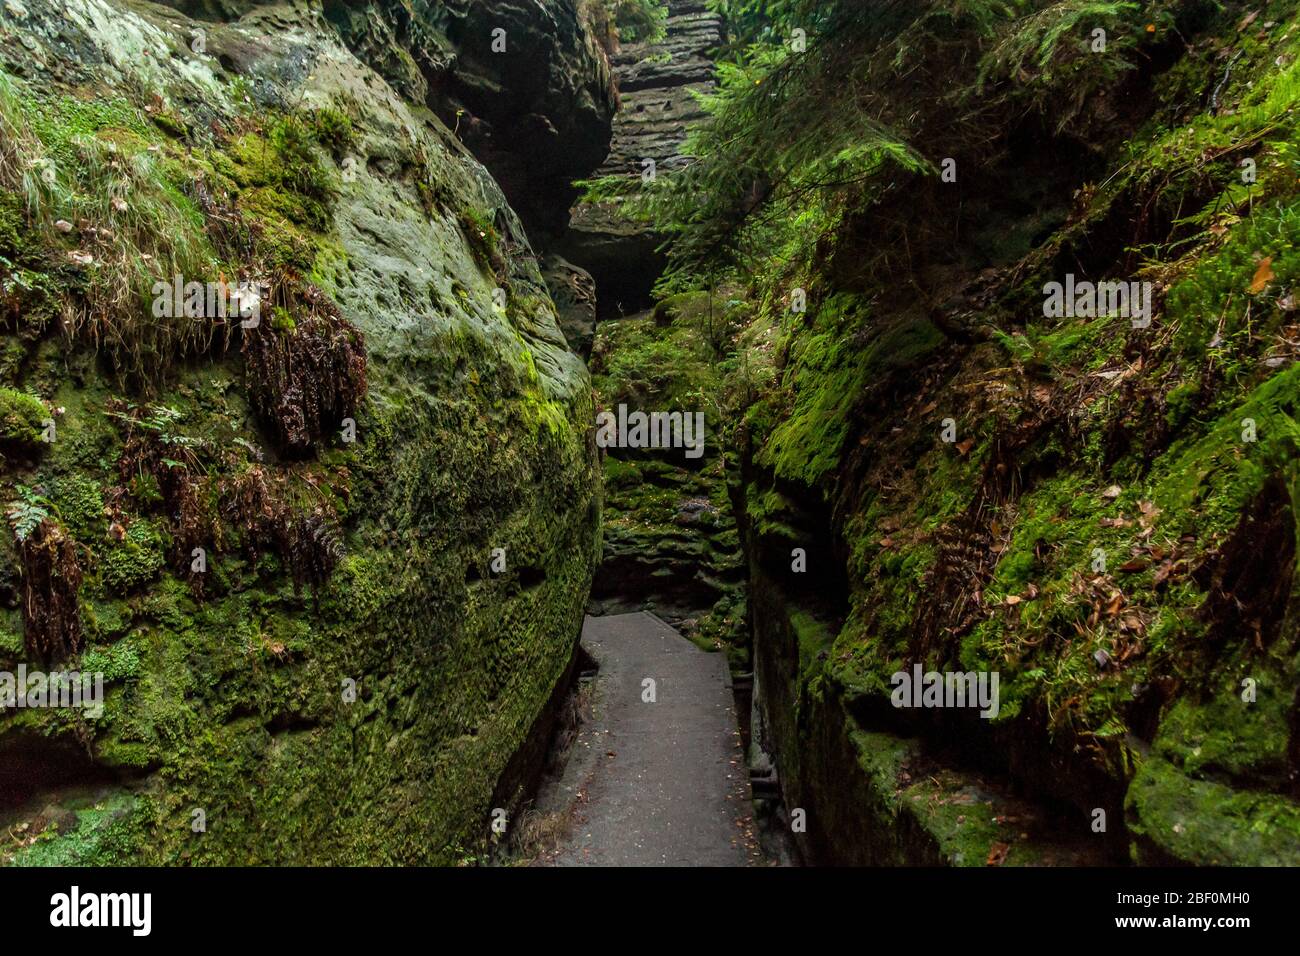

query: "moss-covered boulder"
left=0, top=0, right=600, bottom=864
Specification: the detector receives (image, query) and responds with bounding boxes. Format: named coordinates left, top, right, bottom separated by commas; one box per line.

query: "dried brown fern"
left=18, top=519, right=84, bottom=664
left=241, top=282, right=367, bottom=458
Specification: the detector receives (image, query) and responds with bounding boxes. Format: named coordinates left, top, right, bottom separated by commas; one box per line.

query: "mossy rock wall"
left=0, top=0, right=601, bottom=864
left=587, top=296, right=749, bottom=655
left=727, top=0, right=1300, bottom=866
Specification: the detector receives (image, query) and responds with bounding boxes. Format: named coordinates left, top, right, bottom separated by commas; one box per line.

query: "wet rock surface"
left=540, top=253, right=599, bottom=359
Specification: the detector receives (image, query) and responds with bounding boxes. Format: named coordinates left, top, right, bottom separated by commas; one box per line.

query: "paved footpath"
left=545, top=612, right=757, bottom=866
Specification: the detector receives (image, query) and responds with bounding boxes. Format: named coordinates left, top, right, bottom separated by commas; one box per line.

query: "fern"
left=5, top=485, right=52, bottom=542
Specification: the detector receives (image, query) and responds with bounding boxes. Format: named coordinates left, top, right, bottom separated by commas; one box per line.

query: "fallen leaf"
left=955, top=438, right=975, bottom=456
left=1248, top=256, right=1275, bottom=294
left=1121, top=613, right=1145, bottom=632
left=986, top=842, right=1010, bottom=866
left=1102, top=484, right=1122, bottom=500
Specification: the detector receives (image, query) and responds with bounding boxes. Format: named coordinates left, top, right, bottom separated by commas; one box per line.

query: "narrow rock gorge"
left=580, top=1, right=746, bottom=654
left=2, top=0, right=1299, bottom=871
left=572, top=0, right=1300, bottom=867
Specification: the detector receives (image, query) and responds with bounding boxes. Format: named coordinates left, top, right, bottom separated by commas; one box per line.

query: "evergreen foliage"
left=585, top=0, right=1178, bottom=291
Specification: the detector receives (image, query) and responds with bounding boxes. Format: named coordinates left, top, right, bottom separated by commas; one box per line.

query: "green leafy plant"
left=581, top=0, right=669, bottom=47
left=6, top=484, right=53, bottom=542
left=612, top=0, right=669, bottom=42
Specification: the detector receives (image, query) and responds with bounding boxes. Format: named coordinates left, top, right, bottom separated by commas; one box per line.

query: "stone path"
left=544, top=612, right=757, bottom=866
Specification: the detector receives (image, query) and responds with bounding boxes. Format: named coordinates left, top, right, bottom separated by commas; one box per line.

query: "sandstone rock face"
left=323, top=0, right=617, bottom=237
left=563, top=0, right=722, bottom=315
left=0, top=0, right=599, bottom=864
left=540, top=254, right=598, bottom=359
left=596, top=0, right=720, bottom=167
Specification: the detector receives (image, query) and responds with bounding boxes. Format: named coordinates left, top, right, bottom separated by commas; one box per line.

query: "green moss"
left=50, top=474, right=104, bottom=541
left=0, top=621, right=22, bottom=657
left=995, top=311, right=1126, bottom=377
left=99, top=521, right=166, bottom=594
left=1154, top=678, right=1293, bottom=787
left=603, top=455, right=642, bottom=490
left=222, top=115, right=340, bottom=272
left=0, top=18, right=602, bottom=868
left=309, top=238, right=350, bottom=294
left=591, top=306, right=725, bottom=415
left=848, top=728, right=1049, bottom=866
left=8, top=791, right=146, bottom=867
left=1149, top=363, right=1300, bottom=540
left=758, top=296, right=943, bottom=487
left=1127, top=754, right=1300, bottom=865
left=81, top=632, right=144, bottom=682
left=23, top=92, right=154, bottom=162
left=791, top=609, right=835, bottom=682
left=86, top=599, right=132, bottom=643
left=310, top=105, right=356, bottom=157
left=0, top=387, right=47, bottom=449
left=0, top=188, right=25, bottom=258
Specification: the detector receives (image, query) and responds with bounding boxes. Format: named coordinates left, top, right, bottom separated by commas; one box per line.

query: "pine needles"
left=974, top=1, right=1143, bottom=129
